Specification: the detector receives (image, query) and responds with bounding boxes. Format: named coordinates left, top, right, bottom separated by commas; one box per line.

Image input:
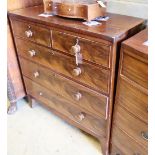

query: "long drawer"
left=16, top=38, right=110, bottom=94
left=20, top=57, right=108, bottom=119
left=110, top=125, right=147, bottom=155
left=116, top=77, right=148, bottom=123
left=52, top=30, right=111, bottom=68
left=24, top=77, right=107, bottom=137
left=11, top=20, right=51, bottom=47
left=121, top=51, right=148, bottom=89
left=113, top=105, right=148, bottom=147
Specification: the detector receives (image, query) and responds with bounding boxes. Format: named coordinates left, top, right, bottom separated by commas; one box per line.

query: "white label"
left=75, top=52, right=83, bottom=65
left=38, top=13, right=53, bottom=18
left=143, top=40, right=148, bottom=46
left=97, top=1, right=106, bottom=8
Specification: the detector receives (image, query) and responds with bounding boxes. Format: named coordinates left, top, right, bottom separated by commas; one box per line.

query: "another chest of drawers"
left=110, top=29, right=148, bottom=155
left=9, top=5, right=145, bottom=155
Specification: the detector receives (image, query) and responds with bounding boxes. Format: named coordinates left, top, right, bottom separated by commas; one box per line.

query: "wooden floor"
left=7, top=99, right=102, bottom=155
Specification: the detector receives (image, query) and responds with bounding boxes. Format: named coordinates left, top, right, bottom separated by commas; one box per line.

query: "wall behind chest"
left=107, top=0, right=148, bottom=19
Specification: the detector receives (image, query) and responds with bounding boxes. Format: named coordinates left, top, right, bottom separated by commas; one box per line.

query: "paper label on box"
left=38, top=13, right=53, bottom=18
left=97, top=1, right=106, bottom=8
left=83, top=21, right=101, bottom=26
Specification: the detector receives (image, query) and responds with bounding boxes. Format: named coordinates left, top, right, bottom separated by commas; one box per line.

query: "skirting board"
left=107, top=0, right=148, bottom=19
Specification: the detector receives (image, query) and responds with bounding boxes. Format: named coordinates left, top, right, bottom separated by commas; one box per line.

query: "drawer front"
left=16, top=38, right=110, bottom=94
left=121, top=52, right=148, bottom=89
left=52, top=30, right=111, bottom=68
left=52, top=3, right=87, bottom=18
left=111, top=126, right=147, bottom=155
left=11, top=20, right=51, bottom=47
left=117, top=78, right=148, bottom=123
left=24, top=77, right=106, bottom=137
left=20, top=58, right=108, bottom=119
left=110, top=144, right=124, bottom=155
left=113, top=105, right=148, bottom=147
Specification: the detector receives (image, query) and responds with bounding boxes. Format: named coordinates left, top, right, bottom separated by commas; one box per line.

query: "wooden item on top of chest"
left=43, top=0, right=106, bottom=21
left=8, top=5, right=145, bottom=155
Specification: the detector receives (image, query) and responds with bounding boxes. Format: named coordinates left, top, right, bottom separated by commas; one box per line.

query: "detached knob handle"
left=33, top=71, right=39, bottom=78
left=28, top=50, right=36, bottom=57
left=72, top=67, right=81, bottom=77
left=25, top=30, right=33, bottom=38
left=74, top=92, right=82, bottom=101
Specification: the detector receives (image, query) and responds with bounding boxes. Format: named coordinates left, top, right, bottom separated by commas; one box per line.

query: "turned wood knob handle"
left=71, top=44, right=80, bottom=54
left=25, top=30, right=33, bottom=38
left=72, top=67, right=81, bottom=76
left=78, top=112, right=85, bottom=121
left=33, top=71, right=39, bottom=78
left=74, top=92, right=82, bottom=101
left=141, top=131, right=148, bottom=140
left=39, top=92, right=43, bottom=96
left=28, top=50, right=36, bottom=57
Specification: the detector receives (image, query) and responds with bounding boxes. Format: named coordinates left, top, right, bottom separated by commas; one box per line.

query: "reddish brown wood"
left=52, top=30, right=111, bottom=68
left=43, top=0, right=106, bottom=21
left=8, top=5, right=145, bottom=42
left=27, top=95, right=37, bottom=108
left=20, top=57, right=108, bottom=119
left=110, top=126, right=147, bottom=155
left=8, top=6, right=145, bottom=155
left=121, top=51, right=148, bottom=89
left=24, top=77, right=107, bottom=137
left=116, top=77, right=148, bottom=123
left=11, top=20, right=51, bottom=47
left=7, top=22, right=25, bottom=113
left=7, top=0, right=43, bottom=11
left=110, top=29, right=148, bottom=154
left=113, top=105, right=148, bottom=147
left=7, top=0, right=44, bottom=113
left=15, top=38, right=110, bottom=94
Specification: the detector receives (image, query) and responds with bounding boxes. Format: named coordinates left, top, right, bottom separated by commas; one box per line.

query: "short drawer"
left=24, top=77, right=107, bottom=137
left=52, top=30, right=111, bottom=68
left=121, top=51, right=148, bottom=89
left=111, top=126, right=147, bottom=155
left=117, top=77, right=148, bottom=123
left=20, top=58, right=108, bottom=119
left=16, top=38, right=110, bottom=94
left=113, top=105, right=148, bottom=147
left=11, top=20, right=51, bottom=47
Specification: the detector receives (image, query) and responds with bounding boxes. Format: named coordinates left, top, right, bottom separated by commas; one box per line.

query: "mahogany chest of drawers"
left=8, top=5, right=145, bottom=155
left=110, top=29, right=148, bottom=155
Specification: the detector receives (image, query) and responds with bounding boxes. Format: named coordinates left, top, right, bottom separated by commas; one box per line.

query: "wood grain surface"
left=110, top=126, right=147, bottom=155
left=9, top=6, right=146, bottom=154
left=24, top=77, right=107, bottom=137
left=116, top=77, right=148, bottom=123
left=7, top=0, right=43, bottom=11
left=113, top=105, right=148, bottom=147
left=20, top=57, right=109, bottom=119
left=11, top=20, right=51, bottom=47
left=15, top=38, right=110, bottom=94
left=8, top=5, right=145, bottom=42
left=110, top=29, right=148, bottom=154
left=52, top=30, right=111, bottom=68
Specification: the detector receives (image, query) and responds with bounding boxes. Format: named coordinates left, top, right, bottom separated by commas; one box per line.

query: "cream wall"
left=106, top=0, right=148, bottom=19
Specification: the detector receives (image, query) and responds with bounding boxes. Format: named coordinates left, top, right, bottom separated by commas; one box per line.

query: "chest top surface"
left=123, top=29, right=148, bottom=55
left=8, top=5, right=145, bottom=42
